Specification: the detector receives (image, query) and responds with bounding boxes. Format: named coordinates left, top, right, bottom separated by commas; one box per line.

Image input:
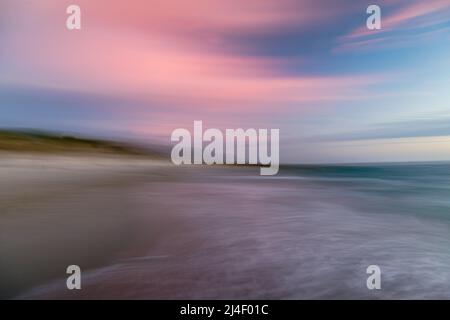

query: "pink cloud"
left=1, top=0, right=391, bottom=139
left=4, top=0, right=347, bottom=34
left=5, top=26, right=384, bottom=109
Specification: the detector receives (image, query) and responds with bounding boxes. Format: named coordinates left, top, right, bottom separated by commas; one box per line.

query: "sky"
left=1, top=0, right=450, bottom=163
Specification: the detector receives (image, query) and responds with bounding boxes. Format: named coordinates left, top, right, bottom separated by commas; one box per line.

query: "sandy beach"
left=0, top=153, right=173, bottom=298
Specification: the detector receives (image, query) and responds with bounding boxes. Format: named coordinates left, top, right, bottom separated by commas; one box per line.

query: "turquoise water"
left=282, top=163, right=450, bottom=221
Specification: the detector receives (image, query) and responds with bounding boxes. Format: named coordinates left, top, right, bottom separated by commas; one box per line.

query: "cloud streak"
left=336, top=0, right=450, bottom=52
left=315, top=116, right=450, bottom=142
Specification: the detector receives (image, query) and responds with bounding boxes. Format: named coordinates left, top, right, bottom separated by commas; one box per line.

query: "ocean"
left=2, top=158, right=450, bottom=299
